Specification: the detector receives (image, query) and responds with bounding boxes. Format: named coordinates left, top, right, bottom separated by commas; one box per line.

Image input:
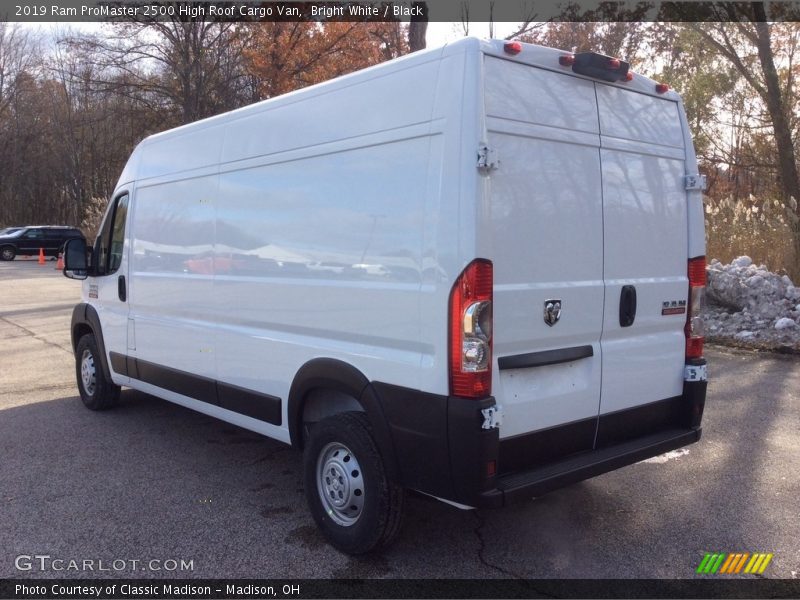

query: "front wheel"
left=0, top=246, right=16, bottom=261
left=75, top=333, right=120, bottom=410
left=303, top=411, right=404, bottom=554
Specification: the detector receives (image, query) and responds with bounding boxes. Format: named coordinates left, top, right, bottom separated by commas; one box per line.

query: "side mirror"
left=63, top=238, right=89, bottom=280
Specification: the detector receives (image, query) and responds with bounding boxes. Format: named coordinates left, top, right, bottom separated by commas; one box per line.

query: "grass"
left=705, top=195, right=799, bottom=282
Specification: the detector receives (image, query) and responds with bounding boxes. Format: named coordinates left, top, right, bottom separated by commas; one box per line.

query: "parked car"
left=0, top=226, right=84, bottom=261
left=0, top=226, right=24, bottom=236
left=63, top=38, right=708, bottom=554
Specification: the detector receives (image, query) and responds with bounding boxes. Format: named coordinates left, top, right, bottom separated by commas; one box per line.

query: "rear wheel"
left=304, top=411, right=404, bottom=554
left=75, top=333, right=120, bottom=410
left=0, top=246, right=15, bottom=261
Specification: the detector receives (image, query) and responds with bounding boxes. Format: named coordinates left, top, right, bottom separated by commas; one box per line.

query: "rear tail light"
left=449, top=259, right=493, bottom=398
left=685, top=257, right=706, bottom=359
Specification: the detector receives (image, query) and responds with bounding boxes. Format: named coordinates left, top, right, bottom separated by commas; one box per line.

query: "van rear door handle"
left=118, top=275, right=127, bottom=302
left=619, top=285, right=636, bottom=327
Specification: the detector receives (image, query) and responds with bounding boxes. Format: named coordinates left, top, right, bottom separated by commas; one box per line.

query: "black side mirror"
left=63, top=238, right=89, bottom=280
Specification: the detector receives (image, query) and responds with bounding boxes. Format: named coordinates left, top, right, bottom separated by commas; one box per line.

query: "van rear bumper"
left=371, top=374, right=706, bottom=509
left=477, top=427, right=701, bottom=508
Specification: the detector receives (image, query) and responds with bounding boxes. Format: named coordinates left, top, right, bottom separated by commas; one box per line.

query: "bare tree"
left=689, top=11, right=800, bottom=266
left=0, top=24, right=39, bottom=117
left=689, top=14, right=799, bottom=206
left=67, top=18, right=251, bottom=124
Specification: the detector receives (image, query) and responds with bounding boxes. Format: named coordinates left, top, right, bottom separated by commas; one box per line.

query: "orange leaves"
left=243, top=22, right=408, bottom=99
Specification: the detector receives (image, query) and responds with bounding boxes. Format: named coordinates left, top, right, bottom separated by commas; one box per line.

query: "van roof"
left=140, top=38, right=673, bottom=148
left=118, top=37, right=680, bottom=187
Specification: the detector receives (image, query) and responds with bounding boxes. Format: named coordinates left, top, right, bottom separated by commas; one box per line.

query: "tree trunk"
left=408, top=2, right=428, bottom=52
left=752, top=8, right=800, bottom=211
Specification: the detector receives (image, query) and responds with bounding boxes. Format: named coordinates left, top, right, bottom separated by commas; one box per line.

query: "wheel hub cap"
left=80, top=349, right=96, bottom=396
left=316, top=442, right=364, bottom=526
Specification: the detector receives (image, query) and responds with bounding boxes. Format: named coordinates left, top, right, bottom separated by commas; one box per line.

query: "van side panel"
left=211, top=59, right=449, bottom=423
left=213, top=139, right=431, bottom=409
left=129, top=173, right=218, bottom=378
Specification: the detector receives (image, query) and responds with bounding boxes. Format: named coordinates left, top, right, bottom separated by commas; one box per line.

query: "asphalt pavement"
left=1, top=259, right=798, bottom=580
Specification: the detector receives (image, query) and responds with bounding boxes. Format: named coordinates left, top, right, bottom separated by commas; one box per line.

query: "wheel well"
left=300, top=388, right=364, bottom=446
left=72, top=323, right=93, bottom=352
left=287, top=358, right=398, bottom=480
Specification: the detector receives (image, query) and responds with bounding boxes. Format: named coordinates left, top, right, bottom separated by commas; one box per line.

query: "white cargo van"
left=63, top=38, right=708, bottom=554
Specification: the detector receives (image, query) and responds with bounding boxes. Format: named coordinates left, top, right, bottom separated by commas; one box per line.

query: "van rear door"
left=484, top=54, right=692, bottom=469
left=484, top=58, right=604, bottom=466
left=595, top=85, right=689, bottom=444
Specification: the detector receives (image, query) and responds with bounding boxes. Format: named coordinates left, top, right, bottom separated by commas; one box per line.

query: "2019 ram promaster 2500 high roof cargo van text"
left=63, top=38, right=708, bottom=554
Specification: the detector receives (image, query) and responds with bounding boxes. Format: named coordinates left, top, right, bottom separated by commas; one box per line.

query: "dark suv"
left=0, top=226, right=85, bottom=261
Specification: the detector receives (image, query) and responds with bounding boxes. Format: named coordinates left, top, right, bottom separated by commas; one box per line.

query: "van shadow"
left=3, top=350, right=797, bottom=579
left=452, top=349, right=800, bottom=578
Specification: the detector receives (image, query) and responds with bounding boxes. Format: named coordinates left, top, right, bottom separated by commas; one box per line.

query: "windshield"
left=0, top=228, right=23, bottom=237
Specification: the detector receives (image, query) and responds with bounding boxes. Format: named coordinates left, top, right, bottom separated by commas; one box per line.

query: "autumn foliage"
left=244, top=22, right=408, bottom=99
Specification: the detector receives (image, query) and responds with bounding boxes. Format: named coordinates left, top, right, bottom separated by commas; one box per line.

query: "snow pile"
left=706, top=256, right=800, bottom=350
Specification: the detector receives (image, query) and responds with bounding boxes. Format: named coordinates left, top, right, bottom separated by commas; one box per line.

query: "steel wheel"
left=316, top=441, right=365, bottom=526
left=304, top=411, right=404, bottom=553
left=75, top=333, right=120, bottom=410
left=80, top=348, right=96, bottom=396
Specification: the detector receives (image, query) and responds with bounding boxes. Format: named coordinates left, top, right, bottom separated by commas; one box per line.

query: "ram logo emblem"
left=544, top=299, right=562, bottom=326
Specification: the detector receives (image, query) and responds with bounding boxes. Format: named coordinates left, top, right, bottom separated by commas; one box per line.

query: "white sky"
left=426, top=22, right=522, bottom=47
left=24, top=20, right=523, bottom=49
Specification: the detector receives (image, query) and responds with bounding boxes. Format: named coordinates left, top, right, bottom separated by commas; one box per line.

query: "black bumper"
left=371, top=372, right=707, bottom=509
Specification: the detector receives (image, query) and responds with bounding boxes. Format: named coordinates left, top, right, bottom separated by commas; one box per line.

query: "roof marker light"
left=504, top=41, right=522, bottom=55
left=559, top=54, right=575, bottom=67
left=624, top=72, right=634, bottom=82
left=607, top=58, right=621, bottom=69
left=656, top=83, right=670, bottom=94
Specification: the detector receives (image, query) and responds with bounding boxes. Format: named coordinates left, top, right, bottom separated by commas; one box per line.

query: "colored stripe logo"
left=696, top=552, right=773, bottom=574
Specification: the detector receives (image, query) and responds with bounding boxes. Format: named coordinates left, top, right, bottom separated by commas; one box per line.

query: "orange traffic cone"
left=55, top=252, right=64, bottom=270
left=38, top=247, right=45, bottom=265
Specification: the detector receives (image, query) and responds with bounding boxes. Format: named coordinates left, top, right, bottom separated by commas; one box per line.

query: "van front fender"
left=70, top=303, right=112, bottom=381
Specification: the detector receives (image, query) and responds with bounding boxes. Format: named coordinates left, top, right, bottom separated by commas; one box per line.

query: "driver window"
left=95, top=193, right=129, bottom=275
left=108, top=196, right=129, bottom=272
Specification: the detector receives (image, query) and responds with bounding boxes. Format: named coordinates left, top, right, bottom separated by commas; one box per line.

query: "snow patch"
left=641, top=448, right=690, bottom=464
left=706, top=257, right=800, bottom=350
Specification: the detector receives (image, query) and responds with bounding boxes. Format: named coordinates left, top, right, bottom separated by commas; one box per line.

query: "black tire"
left=0, top=246, right=15, bottom=261
left=75, top=333, right=120, bottom=410
left=304, top=411, right=404, bottom=554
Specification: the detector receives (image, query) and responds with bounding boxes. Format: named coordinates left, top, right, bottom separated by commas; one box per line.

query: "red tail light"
left=504, top=41, right=522, bottom=55
left=685, top=257, right=706, bottom=359
left=559, top=54, right=576, bottom=67
left=449, top=260, right=493, bottom=398
left=656, top=83, right=670, bottom=94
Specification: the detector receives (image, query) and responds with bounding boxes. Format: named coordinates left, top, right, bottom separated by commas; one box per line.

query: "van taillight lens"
left=559, top=54, right=576, bottom=67
left=449, top=260, right=493, bottom=398
left=685, top=257, right=706, bottom=359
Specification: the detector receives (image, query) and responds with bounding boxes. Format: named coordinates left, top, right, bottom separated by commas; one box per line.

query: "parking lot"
left=1, top=258, right=798, bottom=580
